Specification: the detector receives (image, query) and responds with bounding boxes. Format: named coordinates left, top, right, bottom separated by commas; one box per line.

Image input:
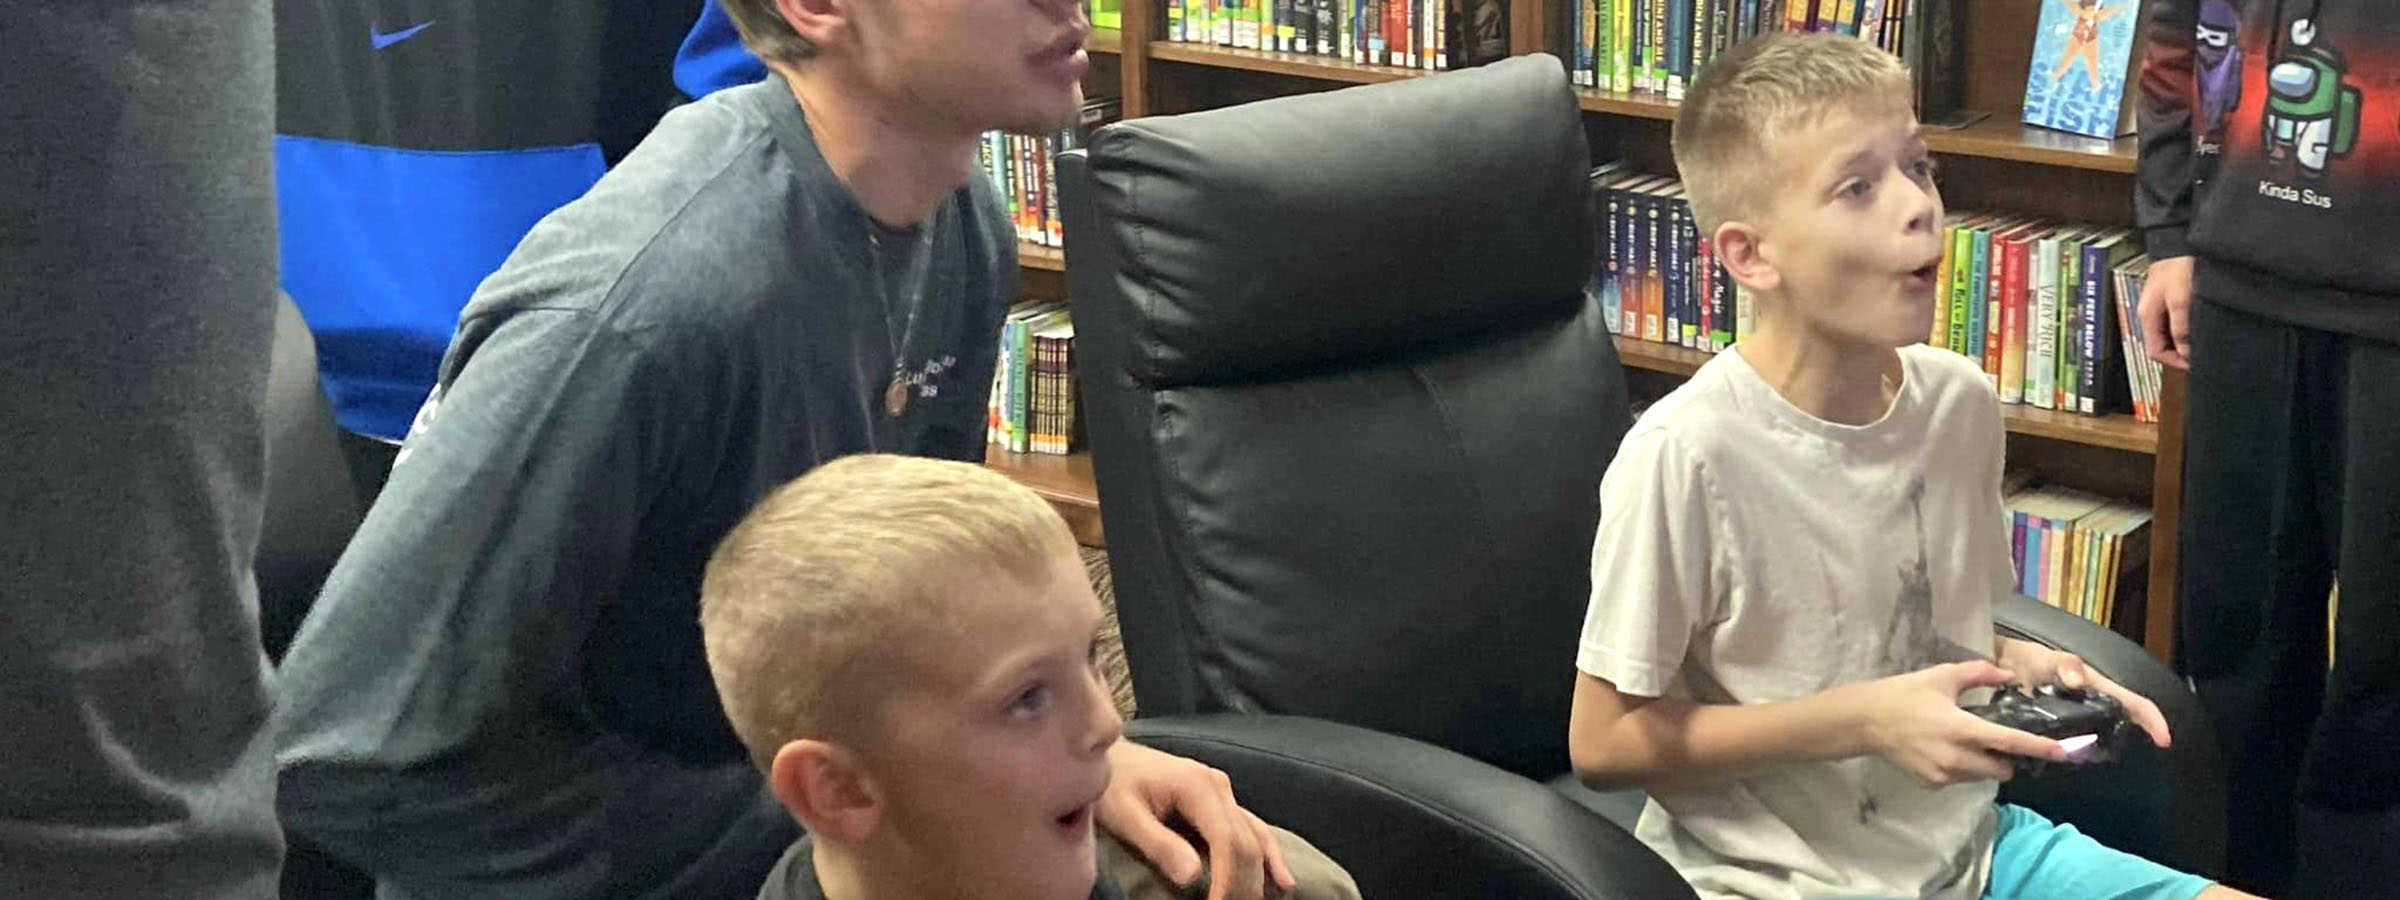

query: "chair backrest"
left=1061, top=55, right=1632, bottom=780
left=258, top=292, right=363, bottom=662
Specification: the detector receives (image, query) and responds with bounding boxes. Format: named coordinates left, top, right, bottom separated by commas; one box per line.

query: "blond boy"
left=1566, top=33, right=2264, bottom=900
left=702, top=454, right=1360, bottom=900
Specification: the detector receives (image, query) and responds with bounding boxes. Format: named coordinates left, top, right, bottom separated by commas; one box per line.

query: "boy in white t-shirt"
left=1566, top=32, right=2267, bottom=900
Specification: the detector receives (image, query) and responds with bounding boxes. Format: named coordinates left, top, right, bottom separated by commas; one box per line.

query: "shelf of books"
left=994, top=98, right=1124, bottom=274
left=2004, top=473, right=2154, bottom=637
left=1153, top=0, right=1459, bottom=83
left=1591, top=161, right=2170, bottom=448
left=982, top=295, right=1100, bottom=545
left=1572, top=88, right=2136, bottom=173
left=1150, top=43, right=1434, bottom=84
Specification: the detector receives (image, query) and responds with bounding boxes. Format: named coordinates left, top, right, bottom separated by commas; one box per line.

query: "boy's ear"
left=771, top=0, right=851, bottom=57
left=769, top=739, right=884, bottom=844
left=1712, top=219, right=1780, bottom=294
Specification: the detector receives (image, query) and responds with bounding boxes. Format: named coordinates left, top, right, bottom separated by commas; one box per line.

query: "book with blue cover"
left=2021, top=0, right=2140, bottom=138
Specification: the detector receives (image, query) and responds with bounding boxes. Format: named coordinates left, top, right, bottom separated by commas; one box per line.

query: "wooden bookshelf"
left=1150, top=42, right=1433, bottom=85
left=1613, top=337, right=2159, bottom=454
left=1611, top=335, right=1712, bottom=376
left=1088, top=27, right=1123, bottom=55
left=2001, top=404, right=2156, bottom=455
left=1026, top=0, right=2183, bottom=662
left=1573, top=89, right=2135, bottom=173
left=985, top=446, right=1106, bottom=547
left=1019, top=241, right=1065, bottom=272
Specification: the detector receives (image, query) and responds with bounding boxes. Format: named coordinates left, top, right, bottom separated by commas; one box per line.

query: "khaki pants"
left=1100, top=827, right=1362, bottom=900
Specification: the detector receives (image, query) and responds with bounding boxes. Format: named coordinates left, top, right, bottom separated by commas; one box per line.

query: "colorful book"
left=2021, top=0, right=2139, bottom=138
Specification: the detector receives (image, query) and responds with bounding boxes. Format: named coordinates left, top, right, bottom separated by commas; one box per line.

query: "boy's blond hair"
left=701, top=454, right=1079, bottom=774
left=1672, top=32, right=1915, bottom=236
left=717, top=0, right=819, bottom=67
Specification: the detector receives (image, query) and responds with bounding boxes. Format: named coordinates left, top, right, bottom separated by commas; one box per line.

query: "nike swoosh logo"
left=369, top=20, right=433, bottom=51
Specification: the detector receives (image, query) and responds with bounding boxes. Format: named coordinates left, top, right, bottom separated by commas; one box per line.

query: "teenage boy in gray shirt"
left=270, top=0, right=1298, bottom=898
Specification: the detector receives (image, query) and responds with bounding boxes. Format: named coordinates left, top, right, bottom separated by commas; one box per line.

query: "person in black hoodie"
left=703, top=456, right=1359, bottom=900
left=2136, top=1, right=2399, bottom=896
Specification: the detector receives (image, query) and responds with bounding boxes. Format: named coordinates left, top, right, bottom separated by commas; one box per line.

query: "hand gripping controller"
left=1963, top=683, right=2134, bottom=777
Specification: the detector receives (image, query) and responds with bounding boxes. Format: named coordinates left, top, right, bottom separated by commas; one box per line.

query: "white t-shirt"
left=1577, top=344, right=2013, bottom=900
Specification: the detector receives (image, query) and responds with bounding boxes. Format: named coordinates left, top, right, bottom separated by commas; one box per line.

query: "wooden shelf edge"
left=1149, top=42, right=1431, bottom=85
left=984, top=446, right=1105, bottom=547
left=1086, top=27, right=1122, bottom=55
left=1018, top=242, right=1065, bottom=272
left=1612, top=336, right=2157, bottom=454
left=1573, top=90, right=2137, bottom=173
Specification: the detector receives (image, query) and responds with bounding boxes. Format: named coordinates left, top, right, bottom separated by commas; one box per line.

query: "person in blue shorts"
left=1563, top=32, right=2269, bottom=900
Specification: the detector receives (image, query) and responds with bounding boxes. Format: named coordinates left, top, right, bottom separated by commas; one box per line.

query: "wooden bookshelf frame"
left=1007, top=0, right=2184, bottom=661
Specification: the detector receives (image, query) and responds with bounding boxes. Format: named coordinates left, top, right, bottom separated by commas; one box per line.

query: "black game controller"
left=1963, top=682, right=2134, bottom=777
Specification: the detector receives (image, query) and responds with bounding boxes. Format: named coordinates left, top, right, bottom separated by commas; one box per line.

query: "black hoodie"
left=2137, top=0, right=2400, bottom=341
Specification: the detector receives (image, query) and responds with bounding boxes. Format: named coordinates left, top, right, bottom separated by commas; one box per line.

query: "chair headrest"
left=1080, top=53, right=1592, bottom=388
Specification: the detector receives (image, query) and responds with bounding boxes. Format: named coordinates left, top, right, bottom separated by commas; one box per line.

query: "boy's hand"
left=1097, top=741, right=1296, bottom=900
left=1993, top=638, right=2174, bottom=749
left=2139, top=255, right=2195, bottom=369
left=1845, top=661, right=2070, bottom=788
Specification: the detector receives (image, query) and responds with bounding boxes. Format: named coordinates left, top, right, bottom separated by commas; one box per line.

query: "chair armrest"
left=1125, top=714, right=1695, bottom=900
left=1993, top=593, right=2228, bottom=878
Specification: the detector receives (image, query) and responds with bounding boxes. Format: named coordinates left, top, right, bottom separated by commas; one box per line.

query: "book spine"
left=2031, top=236, right=2059, bottom=409
left=1982, top=225, right=2003, bottom=389
left=1715, top=239, right=1736, bottom=346
left=1681, top=198, right=1699, bottom=348
left=1602, top=184, right=1624, bottom=334
left=2057, top=235, right=2082, bottom=412
left=1611, top=0, right=1633, bottom=91
left=1630, top=0, right=1650, bottom=91
left=1420, top=0, right=1440, bottom=66
left=1670, top=201, right=1689, bottom=348
left=1945, top=224, right=1971, bottom=353
left=1929, top=220, right=1951, bottom=347
left=1641, top=192, right=1664, bottom=341
left=1998, top=232, right=2026, bottom=404
left=1696, top=237, right=1715, bottom=351
left=1648, top=0, right=1669, bottom=89
left=2078, top=243, right=2108, bottom=414
left=1618, top=183, right=1640, bottom=336
left=2111, top=267, right=2148, bottom=422
left=1572, top=0, right=1592, bottom=85
left=1592, top=0, right=1612, bottom=86
left=1966, top=223, right=1990, bottom=365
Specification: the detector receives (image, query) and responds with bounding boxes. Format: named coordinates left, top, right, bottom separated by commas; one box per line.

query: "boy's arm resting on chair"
left=1565, top=426, right=2067, bottom=795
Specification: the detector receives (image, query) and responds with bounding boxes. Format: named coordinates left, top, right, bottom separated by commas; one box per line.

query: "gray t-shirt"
left=0, top=2, right=284, bottom=897
left=271, top=76, right=1014, bottom=900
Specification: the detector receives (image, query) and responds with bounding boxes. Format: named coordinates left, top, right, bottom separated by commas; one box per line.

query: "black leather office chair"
left=1060, top=54, right=1691, bottom=899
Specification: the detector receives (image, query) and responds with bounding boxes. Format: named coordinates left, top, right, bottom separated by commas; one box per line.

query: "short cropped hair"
left=719, top=0, right=819, bottom=67
left=1672, top=31, right=1915, bottom=235
left=701, top=454, right=1079, bottom=774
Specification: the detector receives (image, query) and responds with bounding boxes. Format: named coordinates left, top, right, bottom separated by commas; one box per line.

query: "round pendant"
left=884, top=376, right=910, bottom=419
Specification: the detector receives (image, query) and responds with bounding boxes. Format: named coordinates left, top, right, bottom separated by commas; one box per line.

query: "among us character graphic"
left=2195, top=0, right=2243, bottom=142
left=2264, top=17, right=2363, bottom=177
